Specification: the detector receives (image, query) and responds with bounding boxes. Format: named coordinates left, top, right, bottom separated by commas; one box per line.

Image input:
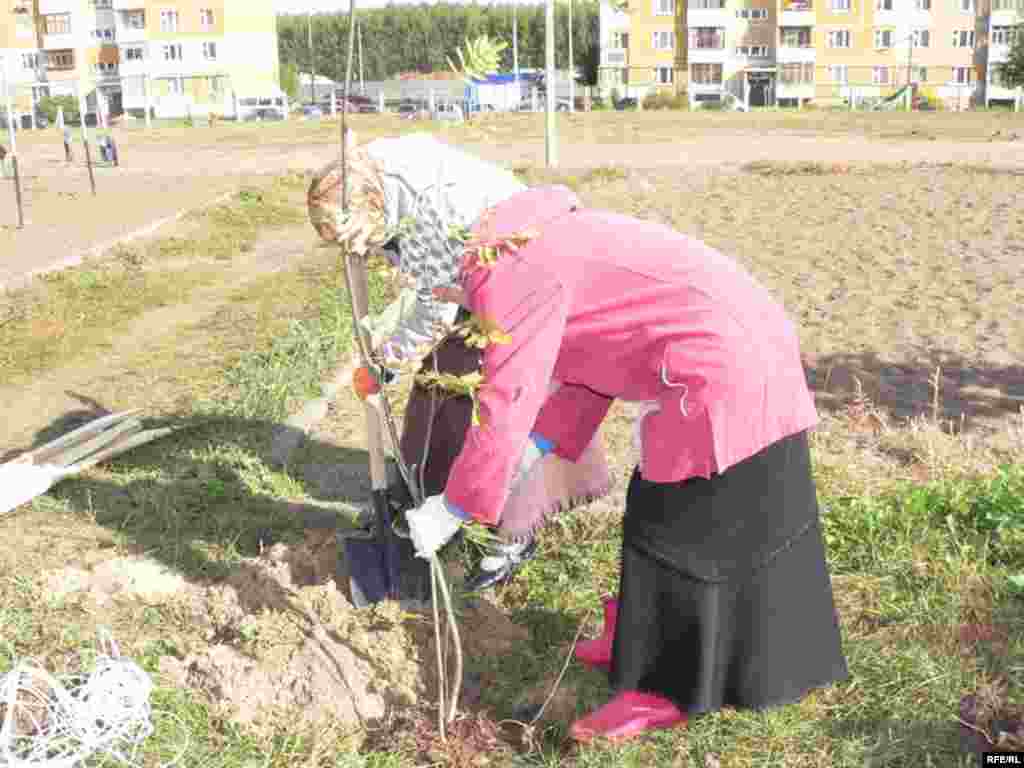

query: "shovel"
left=342, top=254, right=431, bottom=608
left=0, top=410, right=177, bottom=516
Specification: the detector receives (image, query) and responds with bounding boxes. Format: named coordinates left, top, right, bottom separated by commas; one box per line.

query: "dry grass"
left=1, top=123, right=1023, bottom=767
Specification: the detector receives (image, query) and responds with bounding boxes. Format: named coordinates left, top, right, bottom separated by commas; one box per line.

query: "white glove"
left=511, top=437, right=545, bottom=488
left=406, top=495, right=464, bottom=559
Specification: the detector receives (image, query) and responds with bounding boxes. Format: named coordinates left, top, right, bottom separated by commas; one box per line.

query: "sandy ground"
left=3, top=126, right=1024, bottom=292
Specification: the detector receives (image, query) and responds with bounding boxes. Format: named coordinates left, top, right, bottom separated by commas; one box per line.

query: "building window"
left=653, top=0, right=675, bottom=14
left=782, top=0, right=813, bottom=9
left=991, top=26, right=1017, bottom=46
left=911, top=28, right=930, bottom=46
left=826, top=28, right=851, bottom=46
left=656, top=66, right=674, bottom=83
left=909, top=65, right=927, bottom=82
left=914, top=0, right=930, bottom=9
left=951, top=30, right=975, bottom=48
left=780, top=27, right=812, bottom=46
left=168, top=77, right=184, bottom=94
left=93, top=0, right=113, bottom=7
left=952, top=66, right=972, bottom=84
left=874, top=28, right=894, bottom=47
left=21, top=52, right=38, bottom=70
left=958, top=0, right=974, bottom=10
left=93, top=27, right=115, bottom=40
left=652, top=30, right=676, bottom=49
left=125, top=11, right=145, bottom=29
left=691, top=0, right=727, bottom=7
left=46, top=50, right=75, bottom=70
left=163, top=43, right=183, bottom=60
left=691, top=63, right=723, bottom=84
left=876, top=0, right=893, bottom=8
left=989, top=64, right=1007, bottom=86
left=611, top=31, right=629, bottom=48
left=43, top=13, right=72, bottom=35
left=780, top=62, right=813, bottom=83
left=872, top=65, right=890, bottom=84
left=203, top=41, right=217, bottom=60
left=124, top=45, right=144, bottom=60
left=829, top=64, right=848, bottom=82
left=736, top=44, right=769, bottom=56
left=93, top=61, right=116, bottom=73
left=735, top=7, right=769, bottom=16
left=200, top=8, right=214, bottom=29
left=830, top=0, right=851, bottom=10
left=688, top=27, right=724, bottom=48
left=160, top=10, right=179, bottom=32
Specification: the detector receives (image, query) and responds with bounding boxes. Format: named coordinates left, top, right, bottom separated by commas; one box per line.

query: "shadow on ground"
left=804, top=349, right=1024, bottom=429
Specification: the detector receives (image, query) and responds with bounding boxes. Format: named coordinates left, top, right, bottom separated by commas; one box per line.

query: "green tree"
left=36, top=95, right=79, bottom=124
left=1002, top=25, right=1024, bottom=88
left=280, top=61, right=300, bottom=101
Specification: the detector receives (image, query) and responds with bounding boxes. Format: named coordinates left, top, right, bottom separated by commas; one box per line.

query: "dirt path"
left=4, top=130, right=1023, bottom=293
left=0, top=225, right=312, bottom=453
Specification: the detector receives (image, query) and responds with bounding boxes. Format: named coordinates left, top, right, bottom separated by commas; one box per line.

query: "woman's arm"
left=443, top=261, right=569, bottom=527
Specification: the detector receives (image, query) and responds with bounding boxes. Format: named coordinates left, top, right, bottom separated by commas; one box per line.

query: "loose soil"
left=1, top=114, right=1023, bottom=759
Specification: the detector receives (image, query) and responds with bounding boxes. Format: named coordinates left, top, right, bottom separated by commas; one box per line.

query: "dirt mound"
left=161, top=531, right=530, bottom=735
left=45, top=555, right=188, bottom=606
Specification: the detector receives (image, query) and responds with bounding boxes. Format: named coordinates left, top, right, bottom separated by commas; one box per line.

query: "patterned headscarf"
left=307, top=130, right=390, bottom=255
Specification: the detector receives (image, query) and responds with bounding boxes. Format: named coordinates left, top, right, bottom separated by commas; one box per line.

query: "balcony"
left=776, top=44, right=815, bottom=62
left=41, top=32, right=76, bottom=50
left=688, top=0, right=729, bottom=26
left=688, top=29, right=727, bottom=62
left=602, top=49, right=628, bottom=65
left=779, top=0, right=813, bottom=25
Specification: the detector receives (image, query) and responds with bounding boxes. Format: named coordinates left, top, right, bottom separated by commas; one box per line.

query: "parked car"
left=0, top=110, right=51, bottom=131
left=614, top=97, right=639, bottom=110
left=432, top=102, right=464, bottom=122
left=300, top=105, right=323, bottom=119
left=244, top=107, right=286, bottom=122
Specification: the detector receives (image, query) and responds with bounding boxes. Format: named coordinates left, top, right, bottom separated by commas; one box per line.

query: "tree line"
left=276, top=1, right=600, bottom=93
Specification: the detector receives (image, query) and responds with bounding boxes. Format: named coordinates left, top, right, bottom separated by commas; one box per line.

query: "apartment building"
left=0, top=0, right=280, bottom=122
left=1, top=0, right=45, bottom=120
left=984, top=0, right=1024, bottom=105
left=598, top=0, right=688, bottom=99
left=599, top=0, right=996, bottom=108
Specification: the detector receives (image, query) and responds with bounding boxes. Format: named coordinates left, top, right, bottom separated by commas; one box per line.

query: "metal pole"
left=568, top=0, right=575, bottom=111
left=358, top=16, right=365, bottom=95
left=545, top=0, right=557, bottom=166
left=3, top=55, right=25, bottom=228
left=77, top=81, right=97, bottom=196
left=309, top=10, right=316, bottom=106
left=513, top=1, right=519, bottom=104
left=906, top=33, right=913, bottom=111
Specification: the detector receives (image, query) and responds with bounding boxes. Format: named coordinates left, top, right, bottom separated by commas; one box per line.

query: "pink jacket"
left=444, top=185, right=818, bottom=527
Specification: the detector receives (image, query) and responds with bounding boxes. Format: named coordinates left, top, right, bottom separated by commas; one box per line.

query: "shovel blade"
left=345, top=490, right=432, bottom=608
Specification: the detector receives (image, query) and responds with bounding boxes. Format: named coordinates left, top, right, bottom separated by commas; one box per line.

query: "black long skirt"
left=610, top=430, right=849, bottom=715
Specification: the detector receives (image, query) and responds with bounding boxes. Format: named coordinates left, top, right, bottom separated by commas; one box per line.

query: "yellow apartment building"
left=600, top=0, right=992, bottom=108
left=0, top=0, right=280, bottom=124
left=1, top=0, right=45, bottom=119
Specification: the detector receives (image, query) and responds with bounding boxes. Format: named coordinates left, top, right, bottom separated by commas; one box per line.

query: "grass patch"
left=1, top=148, right=1022, bottom=766
left=0, top=173, right=307, bottom=387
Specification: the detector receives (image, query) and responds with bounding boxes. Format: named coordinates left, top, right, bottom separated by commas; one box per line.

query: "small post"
left=144, top=73, right=152, bottom=128
left=3, top=55, right=25, bottom=228
left=378, top=90, right=384, bottom=113
left=11, top=154, right=24, bottom=228
left=78, top=83, right=96, bottom=196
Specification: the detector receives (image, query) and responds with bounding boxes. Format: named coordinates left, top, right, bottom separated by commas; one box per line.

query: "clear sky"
left=274, top=0, right=543, bottom=16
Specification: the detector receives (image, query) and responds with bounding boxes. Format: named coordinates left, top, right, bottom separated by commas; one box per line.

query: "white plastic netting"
left=0, top=629, right=188, bottom=768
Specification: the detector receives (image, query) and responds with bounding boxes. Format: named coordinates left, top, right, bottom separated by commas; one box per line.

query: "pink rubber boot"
left=569, top=690, right=687, bottom=743
left=575, top=597, right=618, bottom=671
